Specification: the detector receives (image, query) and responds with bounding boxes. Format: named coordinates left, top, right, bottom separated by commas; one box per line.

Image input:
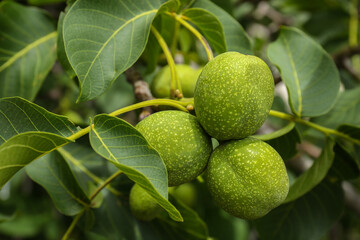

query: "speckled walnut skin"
left=194, top=52, right=274, bottom=140
left=207, top=138, right=289, bottom=220
left=136, top=111, right=212, bottom=186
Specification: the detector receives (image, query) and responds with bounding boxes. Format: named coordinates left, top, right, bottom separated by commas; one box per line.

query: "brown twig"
left=125, top=67, right=154, bottom=120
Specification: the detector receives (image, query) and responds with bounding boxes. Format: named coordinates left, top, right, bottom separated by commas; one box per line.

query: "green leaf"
left=268, top=96, right=291, bottom=128
left=312, top=87, right=360, bottom=129
left=58, top=143, right=110, bottom=189
left=89, top=114, right=182, bottom=221
left=28, top=0, right=65, bottom=5
left=0, top=97, right=78, bottom=145
left=266, top=126, right=301, bottom=161
left=284, top=137, right=335, bottom=203
left=254, top=180, right=344, bottom=240
left=157, top=0, right=180, bottom=14
left=254, top=122, right=295, bottom=141
left=155, top=195, right=209, bottom=240
left=0, top=212, right=16, bottom=223
left=57, top=143, right=126, bottom=198
left=328, top=142, right=360, bottom=181
left=57, top=7, right=76, bottom=78
left=85, top=191, right=138, bottom=239
left=25, top=151, right=91, bottom=216
left=337, top=124, right=360, bottom=140
left=142, top=0, right=181, bottom=73
left=192, top=0, right=252, bottom=54
left=86, top=191, right=208, bottom=240
left=267, top=26, right=340, bottom=117
left=63, top=0, right=164, bottom=102
left=0, top=97, right=78, bottom=188
left=0, top=132, right=72, bottom=188
left=0, top=2, right=57, bottom=101
left=182, top=8, right=226, bottom=54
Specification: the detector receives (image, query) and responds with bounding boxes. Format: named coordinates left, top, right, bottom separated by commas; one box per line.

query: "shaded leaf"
left=86, top=190, right=208, bottom=240
left=58, top=144, right=110, bottom=190
left=182, top=8, right=226, bottom=54
left=155, top=195, right=208, bottom=240
left=59, top=143, right=133, bottom=197
left=337, top=124, right=360, bottom=140
left=254, top=122, right=295, bottom=141
left=84, top=191, right=139, bottom=239
left=28, top=0, right=65, bottom=5
left=254, top=180, right=344, bottom=240
left=192, top=0, right=252, bottom=54
left=0, top=132, right=72, bottom=188
left=89, top=114, right=182, bottom=221
left=266, top=126, right=301, bottom=161
left=63, top=0, right=164, bottom=102
left=267, top=26, right=340, bottom=117
left=26, top=151, right=91, bottom=216
left=0, top=97, right=78, bottom=145
left=0, top=1, right=57, bottom=100
left=0, top=210, right=53, bottom=238
left=142, top=0, right=181, bottom=73
left=328, top=142, right=360, bottom=181
left=312, top=87, right=360, bottom=129
left=157, top=0, right=180, bottom=14
left=0, top=212, right=16, bottom=223
left=284, top=137, right=335, bottom=203
left=57, top=9, right=76, bottom=78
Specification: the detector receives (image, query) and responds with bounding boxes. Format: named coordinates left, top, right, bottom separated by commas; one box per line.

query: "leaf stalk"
left=151, top=26, right=182, bottom=97
left=169, top=12, right=214, bottom=61
left=269, top=110, right=360, bottom=146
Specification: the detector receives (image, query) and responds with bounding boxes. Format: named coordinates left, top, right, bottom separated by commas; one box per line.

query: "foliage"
left=0, top=0, right=360, bottom=239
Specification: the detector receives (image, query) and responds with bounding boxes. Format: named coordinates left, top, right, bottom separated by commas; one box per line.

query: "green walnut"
left=194, top=52, right=274, bottom=140
left=129, top=184, right=162, bottom=221
left=151, top=64, right=202, bottom=98
left=169, top=183, right=197, bottom=207
left=207, top=138, right=289, bottom=220
left=136, top=111, right=212, bottom=186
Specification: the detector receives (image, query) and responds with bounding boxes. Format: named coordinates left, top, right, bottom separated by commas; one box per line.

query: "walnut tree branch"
left=125, top=67, right=154, bottom=120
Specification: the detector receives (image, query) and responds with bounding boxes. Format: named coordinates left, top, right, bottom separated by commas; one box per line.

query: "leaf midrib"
left=45, top=158, right=90, bottom=207
left=79, top=9, right=158, bottom=87
left=282, top=36, right=302, bottom=116
left=0, top=31, right=57, bottom=72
